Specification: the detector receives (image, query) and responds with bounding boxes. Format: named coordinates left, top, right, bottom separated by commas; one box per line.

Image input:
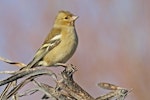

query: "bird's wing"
left=26, top=28, right=62, bottom=69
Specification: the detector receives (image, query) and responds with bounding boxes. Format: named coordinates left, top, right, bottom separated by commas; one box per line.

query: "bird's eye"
left=64, top=16, right=69, bottom=19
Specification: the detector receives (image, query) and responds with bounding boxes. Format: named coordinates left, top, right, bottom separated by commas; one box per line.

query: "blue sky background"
left=0, top=1, right=149, bottom=100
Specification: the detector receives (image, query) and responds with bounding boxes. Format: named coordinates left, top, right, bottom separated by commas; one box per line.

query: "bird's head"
left=54, top=10, right=78, bottom=26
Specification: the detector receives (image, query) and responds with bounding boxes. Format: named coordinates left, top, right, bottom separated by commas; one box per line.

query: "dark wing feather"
left=25, top=28, right=62, bottom=69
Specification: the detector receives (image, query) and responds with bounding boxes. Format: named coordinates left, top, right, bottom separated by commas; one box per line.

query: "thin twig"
left=0, top=56, right=26, bottom=68
left=6, top=76, right=37, bottom=99
left=0, top=71, right=17, bottom=75
left=19, top=89, right=39, bottom=97
left=0, top=67, right=55, bottom=86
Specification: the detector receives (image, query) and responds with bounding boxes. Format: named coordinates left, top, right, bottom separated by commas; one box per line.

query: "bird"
left=23, top=10, right=78, bottom=69
left=0, top=11, right=78, bottom=99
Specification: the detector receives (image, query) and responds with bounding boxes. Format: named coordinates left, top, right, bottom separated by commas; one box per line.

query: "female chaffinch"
left=25, top=10, right=78, bottom=69
left=0, top=11, right=79, bottom=98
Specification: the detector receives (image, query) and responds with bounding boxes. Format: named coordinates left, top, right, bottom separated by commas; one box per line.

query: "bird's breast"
left=44, top=27, right=78, bottom=65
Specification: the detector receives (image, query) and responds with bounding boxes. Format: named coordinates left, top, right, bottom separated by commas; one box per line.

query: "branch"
left=0, top=57, right=131, bottom=100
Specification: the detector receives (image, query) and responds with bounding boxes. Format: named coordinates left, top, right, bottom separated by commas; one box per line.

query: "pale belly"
left=43, top=30, right=78, bottom=66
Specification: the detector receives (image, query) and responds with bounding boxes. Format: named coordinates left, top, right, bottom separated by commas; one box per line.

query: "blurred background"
left=0, top=0, right=149, bottom=100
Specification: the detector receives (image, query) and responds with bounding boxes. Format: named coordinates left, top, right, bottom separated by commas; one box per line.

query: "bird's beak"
left=72, top=15, right=78, bottom=20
